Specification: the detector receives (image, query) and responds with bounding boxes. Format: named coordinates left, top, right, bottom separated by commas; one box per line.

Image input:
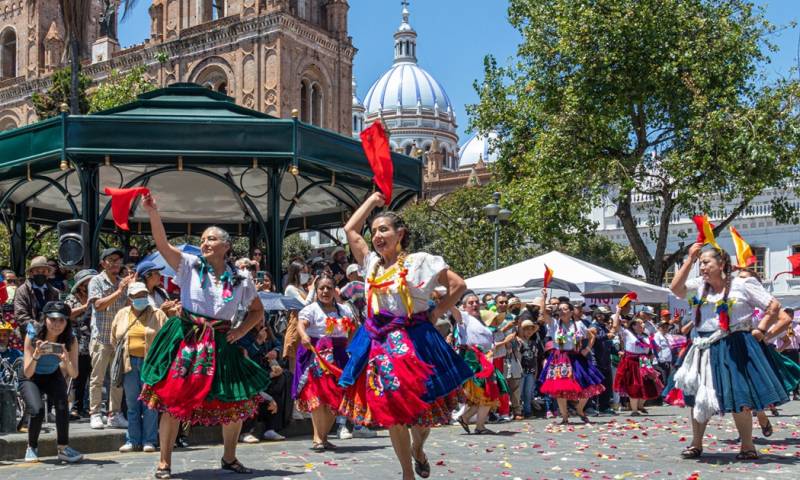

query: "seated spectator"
left=238, top=322, right=285, bottom=443
left=20, top=301, right=82, bottom=463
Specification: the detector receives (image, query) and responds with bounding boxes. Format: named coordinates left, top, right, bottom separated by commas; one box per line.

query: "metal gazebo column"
left=267, top=166, right=284, bottom=284
left=80, top=162, right=100, bottom=269
left=10, top=202, right=27, bottom=275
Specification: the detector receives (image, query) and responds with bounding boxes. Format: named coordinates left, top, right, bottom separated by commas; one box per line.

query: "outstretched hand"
left=367, top=191, right=386, bottom=208
left=141, top=192, right=158, bottom=213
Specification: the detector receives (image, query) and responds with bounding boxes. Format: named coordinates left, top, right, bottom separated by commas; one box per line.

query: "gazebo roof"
left=0, top=83, right=421, bottom=235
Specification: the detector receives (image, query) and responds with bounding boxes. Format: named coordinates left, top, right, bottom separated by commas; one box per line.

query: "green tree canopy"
left=89, top=66, right=155, bottom=113
left=469, top=0, right=800, bottom=284
left=32, top=67, right=90, bottom=119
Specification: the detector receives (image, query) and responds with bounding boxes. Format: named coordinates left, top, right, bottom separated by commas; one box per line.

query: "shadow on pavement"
left=173, top=467, right=300, bottom=478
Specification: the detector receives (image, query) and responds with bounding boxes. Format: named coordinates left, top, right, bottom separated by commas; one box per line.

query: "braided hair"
left=369, top=210, right=411, bottom=279
left=694, top=248, right=732, bottom=327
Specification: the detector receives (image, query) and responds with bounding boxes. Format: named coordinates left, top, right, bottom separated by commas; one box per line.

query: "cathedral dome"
left=458, top=131, right=499, bottom=169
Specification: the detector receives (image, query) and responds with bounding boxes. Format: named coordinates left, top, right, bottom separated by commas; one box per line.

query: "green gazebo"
left=0, top=83, right=422, bottom=278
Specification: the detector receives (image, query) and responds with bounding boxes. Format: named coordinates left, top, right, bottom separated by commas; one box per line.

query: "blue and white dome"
left=458, top=131, right=499, bottom=169
left=363, top=1, right=454, bottom=121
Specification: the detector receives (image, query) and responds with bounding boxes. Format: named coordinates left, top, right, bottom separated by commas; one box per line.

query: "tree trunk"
left=70, top=37, right=79, bottom=114
left=616, top=192, right=655, bottom=282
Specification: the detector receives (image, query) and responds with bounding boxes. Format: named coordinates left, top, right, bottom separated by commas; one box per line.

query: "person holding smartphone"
left=20, top=301, right=82, bottom=463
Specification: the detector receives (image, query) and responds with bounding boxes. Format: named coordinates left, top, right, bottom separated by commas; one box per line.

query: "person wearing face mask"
left=14, top=256, right=61, bottom=342
left=127, top=247, right=141, bottom=266
left=111, top=282, right=167, bottom=453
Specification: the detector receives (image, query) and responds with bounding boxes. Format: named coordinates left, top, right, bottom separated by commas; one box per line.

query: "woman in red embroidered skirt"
left=611, top=316, right=664, bottom=416
left=140, top=193, right=269, bottom=479
left=292, top=274, right=355, bottom=451
left=338, top=192, right=473, bottom=480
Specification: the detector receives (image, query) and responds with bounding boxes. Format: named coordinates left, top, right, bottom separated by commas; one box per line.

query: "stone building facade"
left=0, top=0, right=355, bottom=135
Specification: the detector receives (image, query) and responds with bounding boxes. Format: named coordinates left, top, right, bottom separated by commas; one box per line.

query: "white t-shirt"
left=681, top=276, right=773, bottom=333
left=173, top=253, right=257, bottom=321
left=547, top=319, right=587, bottom=351
left=362, top=251, right=447, bottom=316
left=456, top=311, right=494, bottom=350
left=299, top=302, right=354, bottom=338
left=284, top=284, right=316, bottom=305
left=653, top=331, right=672, bottom=363
left=620, top=328, right=650, bottom=355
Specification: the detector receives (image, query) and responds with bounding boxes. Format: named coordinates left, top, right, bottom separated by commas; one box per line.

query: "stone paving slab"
left=1, top=402, right=799, bottom=479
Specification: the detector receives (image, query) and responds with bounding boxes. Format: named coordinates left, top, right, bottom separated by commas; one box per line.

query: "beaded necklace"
left=366, top=251, right=413, bottom=318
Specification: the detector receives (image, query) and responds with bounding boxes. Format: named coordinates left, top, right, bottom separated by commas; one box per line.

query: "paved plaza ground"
left=2, top=402, right=800, bottom=480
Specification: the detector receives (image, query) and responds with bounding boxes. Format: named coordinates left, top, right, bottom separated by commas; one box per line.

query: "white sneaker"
left=143, top=444, right=157, bottom=453
left=337, top=424, right=353, bottom=440
left=262, top=429, right=286, bottom=441
left=239, top=433, right=259, bottom=444
left=353, top=427, right=377, bottom=438
left=119, top=442, right=136, bottom=453
left=90, top=414, right=105, bottom=430
left=107, top=414, right=128, bottom=429
left=291, top=409, right=304, bottom=420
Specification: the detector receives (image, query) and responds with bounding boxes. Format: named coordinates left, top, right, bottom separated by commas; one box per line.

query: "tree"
left=282, top=234, right=314, bottom=269
left=401, top=184, right=637, bottom=279
left=469, top=0, right=800, bottom=285
left=31, top=67, right=90, bottom=119
left=89, top=66, right=156, bottom=112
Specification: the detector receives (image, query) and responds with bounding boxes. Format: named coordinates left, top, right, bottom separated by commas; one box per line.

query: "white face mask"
left=299, top=273, right=310, bottom=285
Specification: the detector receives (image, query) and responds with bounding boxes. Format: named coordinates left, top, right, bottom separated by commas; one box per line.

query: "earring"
left=721, top=271, right=727, bottom=280
left=396, top=242, right=402, bottom=254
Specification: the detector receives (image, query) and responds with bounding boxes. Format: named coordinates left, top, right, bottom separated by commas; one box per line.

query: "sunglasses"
left=253, top=252, right=263, bottom=257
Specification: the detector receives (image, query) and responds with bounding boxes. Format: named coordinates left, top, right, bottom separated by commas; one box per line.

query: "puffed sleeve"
left=682, top=277, right=703, bottom=298
left=298, top=303, right=316, bottom=325
left=238, top=273, right=258, bottom=310
left=173, top=253, right=198, bottom=291
left=360, top=252, right=380, bottom=279
left=741, top=277, right=773, bottom=311
left=408, top=252, right=448, bottom=294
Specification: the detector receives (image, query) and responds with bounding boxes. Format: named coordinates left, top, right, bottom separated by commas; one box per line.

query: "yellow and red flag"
left=692, top=214, right=721, bottom=251
left=729, top=226, right=756, bottom=268
left=543, top=264, right=554, bottom=289
left=618, top=291, right=638, bottom=309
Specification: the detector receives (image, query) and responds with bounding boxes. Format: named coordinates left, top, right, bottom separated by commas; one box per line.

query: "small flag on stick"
left=692, top=214, right=721, bottom=251
left=543, top=264, right=554, bottom=289
left=729, top=226, right=756, bottom=268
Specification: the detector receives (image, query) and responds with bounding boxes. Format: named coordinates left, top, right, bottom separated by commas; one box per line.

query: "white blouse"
left=456, top=311, right=494, bottom=350
left=621, top=328, right=650, bottom=355
left=547, top=319, right=587, bottom=351
left=681, top=276, right=773, bottom=333
left=361, top=251, right=447, bottom=316
left=173, top=253, right=257, bottom=321
left=299, top=302, right=354, bottom=338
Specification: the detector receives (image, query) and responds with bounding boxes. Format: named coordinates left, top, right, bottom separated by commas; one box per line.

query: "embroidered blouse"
left=620, top=328, right=650, bottom=355
left=299, top=302, right=355, bottom=339
left=681, top=276, right=773, bottom=333
left=547, top=318, right=586, bottom=351
left=173, top=253, right=257, bottom=321
left=361, top=251, right=447, bottom=317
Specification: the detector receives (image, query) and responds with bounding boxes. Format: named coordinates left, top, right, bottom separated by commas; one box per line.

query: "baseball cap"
left=100, top=247, right=124, bottom=261
left=43, top=301, right=71, bottom=319
left=128, top=282, right=148, bottom=296
left=639, top=306, right=655, bottom=316
left=660, top=309, right=670, bottom=317
left=136, top=260, right=165, bottom=277
left=346, top=264, right=360, bottom=276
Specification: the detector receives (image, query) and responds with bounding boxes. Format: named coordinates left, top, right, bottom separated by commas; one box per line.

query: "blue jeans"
left=521, top=373, right=536, bottom=416
left=123, top=356, right=158, bottom=446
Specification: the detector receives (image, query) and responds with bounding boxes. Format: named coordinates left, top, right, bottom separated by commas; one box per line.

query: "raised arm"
left=429, top=269, right=466, bottom=323
left=141, top=192, right=182, bottom=272
left=344, top=192, right=385, bottom=266
left=539, top=289, right=551, bottom=324
left=670, top=243, right=703, bottom=299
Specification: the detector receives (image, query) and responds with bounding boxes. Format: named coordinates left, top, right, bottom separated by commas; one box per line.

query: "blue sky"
left=118, top=1, right=798, bottom=143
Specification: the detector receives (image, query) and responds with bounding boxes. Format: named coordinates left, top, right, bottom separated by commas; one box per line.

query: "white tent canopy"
left=466, top=251, right=672, bottom=304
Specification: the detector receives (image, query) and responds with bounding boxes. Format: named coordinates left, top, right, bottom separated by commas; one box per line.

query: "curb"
left=0, top=419, right=313, bottom=461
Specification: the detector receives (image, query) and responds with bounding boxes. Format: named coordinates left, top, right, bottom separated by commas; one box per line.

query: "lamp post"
left=483, top=191, right=512, bottom=271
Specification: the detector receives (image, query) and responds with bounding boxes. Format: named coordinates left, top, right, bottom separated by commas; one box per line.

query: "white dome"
left=363, top=63, right=453, bottom=117
left=458, top=132, right=499, bottom=168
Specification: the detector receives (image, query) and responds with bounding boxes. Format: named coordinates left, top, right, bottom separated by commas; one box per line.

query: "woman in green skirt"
left=140, top=192, right=269, bottom=479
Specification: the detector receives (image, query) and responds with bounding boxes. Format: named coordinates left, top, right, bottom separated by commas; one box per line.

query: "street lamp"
left=483, top=191, right=512, bottom=271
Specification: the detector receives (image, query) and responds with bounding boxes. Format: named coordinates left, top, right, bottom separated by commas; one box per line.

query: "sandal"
left=735, top=450, right=759, bottom=461
left=221, top=457, right=252, bottom=474
left=761, top=420, right=773, bottom=437
left=639, top=408, right=649, bottom=414
left=630, top=411, right=641, bottom=417
left=680, top=446, right=703, bottom=459
left=310, top=442, right=326, bottom=452
left=154, top=467, right=171, bottom=479
left=578, top=415, right=591, bottom=424
left=322, top=440, right=337, bottom=450
left=456, top=416, right=470, bottom=434
left=413, top=455, right=431, bottom=479
left=473, top=427, right=495, bottom=435
left=559, top=418, right=569, bottom=425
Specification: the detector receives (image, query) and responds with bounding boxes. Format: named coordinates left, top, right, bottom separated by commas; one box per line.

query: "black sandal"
left=735, top=450, right=759, bottom=461
left=154, top=467, right=171, bottom=479
left=639, top=408, right=649, bottom=414
left=322, top=440, right=337, bottom=450
left=559, top=418, right=569, bottom=425
left=310, top=442, right=326, bottom=452
left=456, top=416, right=470, bottom=434
left=761, top=420, right=773, bottom=437
left=221, top=457, right=253, bottom=474
left=578, top=414, right=591, bottom=424
left=680, top=446, right=703, bottom=459
left=413, top=455, right=431, bottom=479
left=473, top=427, right=495, bottom=435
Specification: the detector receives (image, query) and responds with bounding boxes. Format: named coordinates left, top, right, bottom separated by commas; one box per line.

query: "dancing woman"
left=538, top=291, right=604, bottom=425
left=293, top=274, right=356, bottom=451
left=338, top=192, right=473, bottom=480
left=671, top=243, right=787, bottom=460
left=140, top=193, right=270, bottom=479
left=610, top=316, right=663, bottom=416
left=452, top=293, right=509, bottom=435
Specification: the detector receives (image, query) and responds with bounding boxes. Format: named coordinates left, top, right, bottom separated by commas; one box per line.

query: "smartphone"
left=40, top=342, right=63, bottom=355
left=256, top=271, right=266, bottom=281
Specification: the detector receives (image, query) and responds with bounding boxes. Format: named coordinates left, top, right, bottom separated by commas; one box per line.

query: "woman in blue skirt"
left=671, top=243, right=788, bottom=461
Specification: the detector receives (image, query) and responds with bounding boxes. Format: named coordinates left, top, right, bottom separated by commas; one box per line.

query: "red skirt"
left=613, top=353, right=663, bottom=400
